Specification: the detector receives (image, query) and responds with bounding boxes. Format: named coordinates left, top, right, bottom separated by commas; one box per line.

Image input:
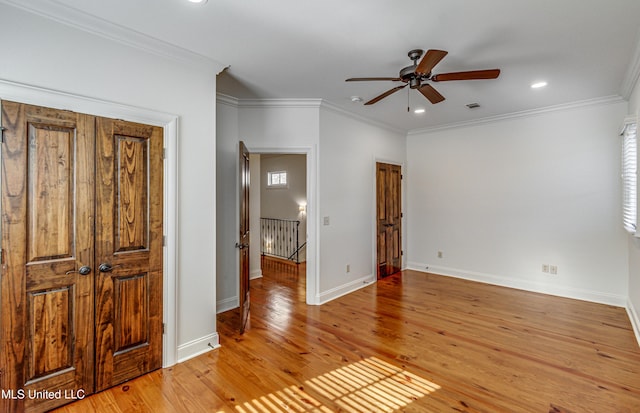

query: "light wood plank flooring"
left=53, top=262, right=640, bottom=412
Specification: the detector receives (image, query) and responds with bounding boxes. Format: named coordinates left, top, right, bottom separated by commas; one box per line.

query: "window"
left=267, top=170, right=287, bottom=188
left=622, top=120, right=638, bottom=234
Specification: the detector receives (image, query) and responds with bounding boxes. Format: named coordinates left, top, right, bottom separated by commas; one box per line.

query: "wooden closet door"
left=94, top=117, right=163, bottom=391
left=376, top=162, right=402, bottom=279
left=0, top=101, right=96, bottom=413
left=1, top=102, right=164, bottom=411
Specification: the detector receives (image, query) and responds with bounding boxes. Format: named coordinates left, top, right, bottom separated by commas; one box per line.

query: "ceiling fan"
left=346, top=49, right=500, bottom=106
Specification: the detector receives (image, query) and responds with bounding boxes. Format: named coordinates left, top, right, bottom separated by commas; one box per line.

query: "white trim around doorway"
left=245, top=145, right=319, bottom=305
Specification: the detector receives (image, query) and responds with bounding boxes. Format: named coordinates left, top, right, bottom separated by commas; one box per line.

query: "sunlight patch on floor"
left=235, top=357, right=440, bottom=412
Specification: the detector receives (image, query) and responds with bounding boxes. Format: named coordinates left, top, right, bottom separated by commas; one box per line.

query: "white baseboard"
left=406, top=262, right=627, bottom=307
left=627, top=298, right=640, bottom=348
left=176, top=333, right=219, bottom=363
left=216, top=296, right=238, bottom=314
left=318, top=273, right=376, bottom=304
left=250, top=269, right=263, bottom=280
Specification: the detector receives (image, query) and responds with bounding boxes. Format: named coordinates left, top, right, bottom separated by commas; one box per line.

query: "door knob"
left=66, top=265, right=92, bottom=275
left=98, top=263, right=121, bottom=273
left=235, top=243, right=249, bottom=250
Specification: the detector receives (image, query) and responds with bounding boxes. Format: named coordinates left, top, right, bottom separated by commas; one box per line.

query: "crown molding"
left=216, top=93, right=240, bottom=108
left=319, top=100, right=406, bottom=135
left=620, top=29, right=640, bottom=99
left=1, top=0, right=226, bottom=73
left=408, top=95, right=626, bottom=135
left=236, top=98, right=323, bottom=109
left=216, top=94, right=321, bottom=109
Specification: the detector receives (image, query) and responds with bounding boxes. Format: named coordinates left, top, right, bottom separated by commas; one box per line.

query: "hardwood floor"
left=53, top=262, right=640, bottom=412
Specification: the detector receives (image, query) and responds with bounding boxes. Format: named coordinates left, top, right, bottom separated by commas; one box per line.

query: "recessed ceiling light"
left=351, top=96, right=363, bottom=103
left=187, top=0, right=207, bottom=4
left=531, top=81, right=548, bottom=89
left=414, top=108, right=426, bottom=114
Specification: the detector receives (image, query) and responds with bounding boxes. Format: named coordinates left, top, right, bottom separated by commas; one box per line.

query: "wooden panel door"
left=376, top=162, right=402, bottom=279
left=0, top=101, right=96, bottom=413
left=94, top=118, right=163, bottom=391
left=0, top=102, right=164, bottom=411
left=238, top=141, right=250, bottom=334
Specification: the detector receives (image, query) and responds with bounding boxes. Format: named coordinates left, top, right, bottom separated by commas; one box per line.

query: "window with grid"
left=267, top=170, right=287, bottom=188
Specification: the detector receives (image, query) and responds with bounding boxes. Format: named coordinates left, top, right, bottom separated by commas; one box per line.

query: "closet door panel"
left=1, top=101, right=95, bottom=413
left=94, top=117, right=163, bottom=391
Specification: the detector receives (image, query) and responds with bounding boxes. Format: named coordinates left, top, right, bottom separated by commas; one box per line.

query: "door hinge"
left=163, top=148, right=167, bottom=160
left=0, top=248, right=4, bottom=265
left=162, top=323, right=166, bottom=334
left=401, top=212, right=403, bottom=218
left=0, top=126, right=6, bottom=143
left=401, top=174, right=403, bottom=180
left=162, top=236, right=167, bottom=247
left=401, top=250, right=404, bottom=256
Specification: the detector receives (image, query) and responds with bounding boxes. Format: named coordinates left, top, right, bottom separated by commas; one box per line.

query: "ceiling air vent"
left=466, top=103, right=480, bottom=109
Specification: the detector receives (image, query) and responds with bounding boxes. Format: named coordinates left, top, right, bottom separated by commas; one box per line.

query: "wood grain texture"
left=376, top=162, right=402, bottom=278
left=51, top=262, right=640, bottom=412
left=116, top=135, right=148, bottom=252
left=1, top=102, right=162, bottom=412
left=27, top=124, right=74, bottom=261
left=1, top=101, right=96, bottom=413
left=238, top=141, right=250, bottom=334
left=94, top=117, right=163, bottom=391
left=29, top=287, right=72, bottom=379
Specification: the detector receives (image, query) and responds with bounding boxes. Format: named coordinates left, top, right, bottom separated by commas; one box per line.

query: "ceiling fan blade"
left=431, top=69, right=501, bottom=82
left=346, top=77, right=402, bottom=82
left=364, top=84, right=407, bottom=105
left=418, top=84, right=445, bottom=104
left=415, top=49, right=448, bottom=75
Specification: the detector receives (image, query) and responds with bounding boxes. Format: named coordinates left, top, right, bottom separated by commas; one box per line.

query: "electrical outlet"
left=550, top=265, right=558, bottom=275
left=437, top=251, right=443, bottom=258
left=542, top=264, right=549, bottom=273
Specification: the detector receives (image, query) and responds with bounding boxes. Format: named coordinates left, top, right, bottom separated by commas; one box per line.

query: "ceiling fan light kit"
left=346, top=49, right=500, bottom=106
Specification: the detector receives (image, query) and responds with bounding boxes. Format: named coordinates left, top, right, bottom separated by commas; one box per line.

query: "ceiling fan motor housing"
left=402, top=49, right=427, bottom=88
left=400, top=65, right=425, bottom=88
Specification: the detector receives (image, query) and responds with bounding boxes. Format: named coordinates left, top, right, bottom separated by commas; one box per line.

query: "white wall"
left=627, top=73, right=640, bottom=343
left=1, top=4, right=222, bottom=362
left=216, top=98, right=241, bottom=312
left=407, top=101, right=629, bottom=306
left=318, top=107, right=406, bottom=302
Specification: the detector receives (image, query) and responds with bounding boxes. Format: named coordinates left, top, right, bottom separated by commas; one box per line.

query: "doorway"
left=0, top=101, right=164, bottom=413
left=252, top=153, right=307, bottom=286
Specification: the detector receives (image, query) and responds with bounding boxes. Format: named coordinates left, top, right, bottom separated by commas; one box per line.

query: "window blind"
left=622, top=122, right=638, bottom=234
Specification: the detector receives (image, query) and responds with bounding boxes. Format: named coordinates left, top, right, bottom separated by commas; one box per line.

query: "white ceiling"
left=13, top=0, right=640, bottom=132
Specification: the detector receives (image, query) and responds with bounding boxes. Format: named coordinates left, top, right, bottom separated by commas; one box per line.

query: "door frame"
left=244, top=144, right=318, bottom=305
left=0, top=79, right=179, bottom=367
left=373, top=158, right=405, bottom=278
